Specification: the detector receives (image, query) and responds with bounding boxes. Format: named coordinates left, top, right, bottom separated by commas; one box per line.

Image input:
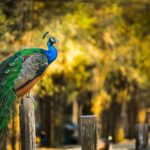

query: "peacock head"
left=43, top=32, right=58, bottom=46
left=49, top=37, right=57, bottom=45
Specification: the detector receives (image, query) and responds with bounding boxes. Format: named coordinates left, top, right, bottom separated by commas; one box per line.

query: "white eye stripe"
left=50, top=37, right=56, bottom=43
left=51, top=38, right=55, bottom=42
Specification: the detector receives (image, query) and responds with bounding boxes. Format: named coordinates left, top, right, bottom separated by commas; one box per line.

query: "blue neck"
left=44, top=42, right=58, bottom=64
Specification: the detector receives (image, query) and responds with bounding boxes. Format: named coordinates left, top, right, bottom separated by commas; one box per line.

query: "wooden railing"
left=19, top=98, right=149, bottom=150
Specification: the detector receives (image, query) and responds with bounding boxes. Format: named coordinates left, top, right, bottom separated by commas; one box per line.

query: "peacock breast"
left=44, top=46, right=58, bottom=64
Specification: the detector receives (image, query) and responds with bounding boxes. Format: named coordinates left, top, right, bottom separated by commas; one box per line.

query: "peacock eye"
left=49, top=37, right=57, bottom=43
left=51, top=38, right=55, bottom=42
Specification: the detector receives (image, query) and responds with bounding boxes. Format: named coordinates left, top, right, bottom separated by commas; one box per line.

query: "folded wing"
left=14, top=53, right=48, bottom=96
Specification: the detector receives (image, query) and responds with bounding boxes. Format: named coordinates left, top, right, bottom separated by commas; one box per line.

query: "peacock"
left=0, top=32, right=58, bottom=137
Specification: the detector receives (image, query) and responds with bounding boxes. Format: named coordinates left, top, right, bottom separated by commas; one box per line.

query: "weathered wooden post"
left=80, top=115, right=97, bottom=150
left=135, top=123, right=149, bottom=150
left=19, top=96, right=36, bottom=150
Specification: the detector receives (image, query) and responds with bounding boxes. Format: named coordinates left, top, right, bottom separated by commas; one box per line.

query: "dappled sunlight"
left=0, top=0, right=150, bottom=149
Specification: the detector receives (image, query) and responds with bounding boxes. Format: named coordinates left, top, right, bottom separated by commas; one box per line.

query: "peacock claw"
left=26, top=92, right=35, bottom=104
left=30, top=96, right=36, bottom=104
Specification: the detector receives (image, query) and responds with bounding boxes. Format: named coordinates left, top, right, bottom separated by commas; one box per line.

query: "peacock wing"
left=0, top=54, right=23, bottom=137
left=13, top=53, right=48, bottom=95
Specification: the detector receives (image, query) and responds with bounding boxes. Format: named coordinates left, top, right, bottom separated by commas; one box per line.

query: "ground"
left=37, top=140, right=150, bottom=150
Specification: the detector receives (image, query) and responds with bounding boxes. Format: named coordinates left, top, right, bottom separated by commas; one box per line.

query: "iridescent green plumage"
left=0, top=48, right=45, bottom=137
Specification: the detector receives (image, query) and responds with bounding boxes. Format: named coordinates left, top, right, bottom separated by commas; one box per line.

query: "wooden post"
left=135, top=123, right=149, bottom=150
left=19, top=97, right=36, bottom=150
left=80, top=115, right=97, bottom=150
left=146, top=109, right=150, bottom=124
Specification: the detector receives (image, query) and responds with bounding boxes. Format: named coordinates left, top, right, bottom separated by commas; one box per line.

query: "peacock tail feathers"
left=0, top=54, right=23, bottom=138
left=0, top=92, right=16, bottom=138
left=0, top=48, right=44, bottom=138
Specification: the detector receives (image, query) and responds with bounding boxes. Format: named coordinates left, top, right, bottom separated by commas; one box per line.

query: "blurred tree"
left=0, top=0, right=150, bottom=147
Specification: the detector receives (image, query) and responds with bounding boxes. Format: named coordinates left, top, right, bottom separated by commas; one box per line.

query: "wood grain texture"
left=80, top=115, right=97, bottom=150
left=19, top=97, right=36, bottom=150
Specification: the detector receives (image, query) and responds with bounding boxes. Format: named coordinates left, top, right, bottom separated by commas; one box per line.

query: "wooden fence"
left=79, top=116, right=149, bottom=150
left=19, top=97, right=149, bottom=150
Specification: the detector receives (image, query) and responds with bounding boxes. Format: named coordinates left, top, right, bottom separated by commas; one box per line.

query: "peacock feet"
left=26, top=92, right=35, bottom=103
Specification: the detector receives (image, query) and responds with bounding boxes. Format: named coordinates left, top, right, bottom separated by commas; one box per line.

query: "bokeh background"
left=0, top=0, right=150, bottom=149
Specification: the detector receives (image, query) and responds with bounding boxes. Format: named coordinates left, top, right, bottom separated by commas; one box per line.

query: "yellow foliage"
left=115, top=126, right=124, bottom=142
left=1, top=0, right=150, bottom=147
left=137, top=109, right=146, bottom=123
left=92, top=90, right=111, bottom=117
